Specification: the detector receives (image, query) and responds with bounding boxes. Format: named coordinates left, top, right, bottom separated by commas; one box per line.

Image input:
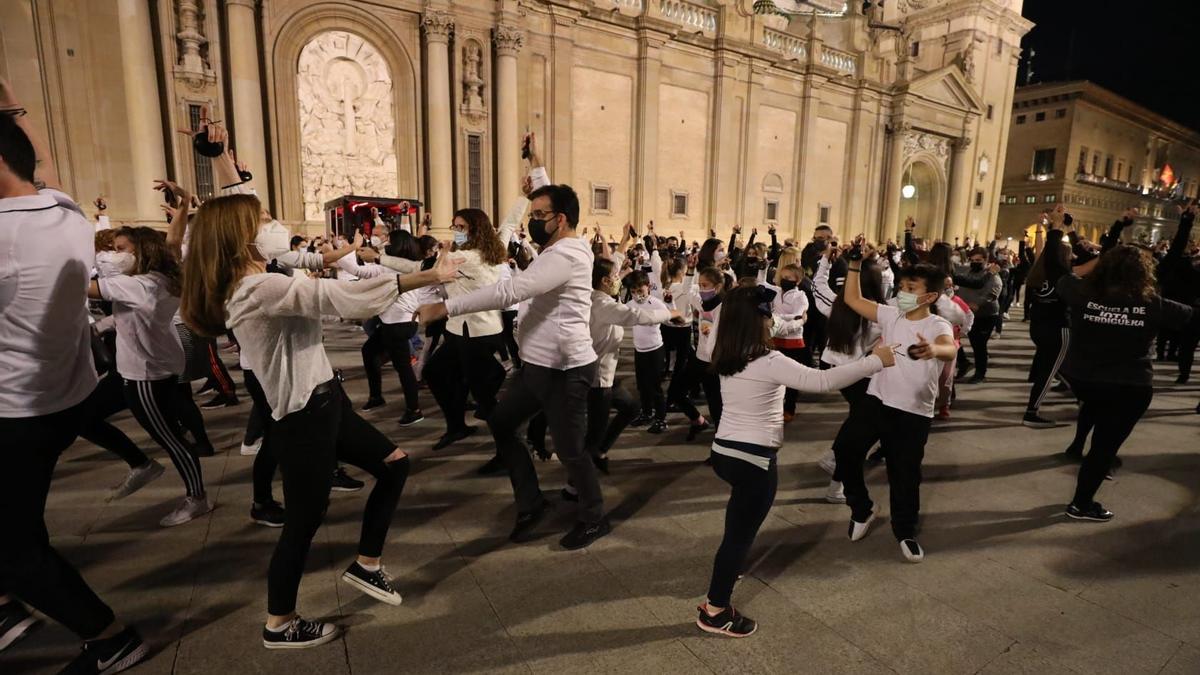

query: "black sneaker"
left=968, top=375, right=986, bottom=384
left=397, top=410, right=424, bottom=427
left=61, top=626, right=149, bottom=673
left=1063, top=444, right=1084, bottom=460
left=1176, top=374, right=1189, bottom=385
left=628, top=413, right=652, bottom=428
left=341, top=562, right=402, bottom=606
left=361, top=396, right=386, bottom=411
left=1066, top=502, right=1114, bottom=522
left=250, top=500, right=285, bottom=528
left=433, top=426, right=477, bottom=451
left=477, top=455, right=507, bottom=476
left=559, top=488, right=579, bottom=502
left=191, top=442, right=216, bottom=458
left=695, top=604, right=757, bottom=638
left=262, top=617, right=340, bottom=650
left=592, top=454, right=610, bottom=475
left=0, top=601, right=38, bottom=653
left=200, top=393, right=239, bottom=409
left=559, top=518, right=611, bottom=550
left=647, top=419, right=668, bottom=434
left=900, top=538, right=925, bottom=563
left=867, top=449, right=886, bottom=465
left=1022, top=412, right=1057, bottom=429
left=686, top=420, right=710, bottom=442
left=330, top=466, right=364, bottom=492
left=510, top=499, right=550, bottom=542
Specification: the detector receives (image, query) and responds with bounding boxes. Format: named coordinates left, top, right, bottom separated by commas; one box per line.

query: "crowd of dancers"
left=2, top=74, right=1199, bottom=673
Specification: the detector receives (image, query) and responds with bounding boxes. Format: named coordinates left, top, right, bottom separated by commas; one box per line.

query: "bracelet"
left=0, top=106, right=28, bottom=117
left=847, top=265, right=861, bottom=272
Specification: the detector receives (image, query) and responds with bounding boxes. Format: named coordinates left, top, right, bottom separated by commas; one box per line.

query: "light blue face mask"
left=453, top=230, right=469, bottom=246
left=896, top=290, right=923, bottom=313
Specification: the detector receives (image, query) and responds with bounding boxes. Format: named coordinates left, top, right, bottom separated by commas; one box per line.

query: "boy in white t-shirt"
left=839, top=243, right=956, bottom=563
left=625, top=270, right=671, bottom=433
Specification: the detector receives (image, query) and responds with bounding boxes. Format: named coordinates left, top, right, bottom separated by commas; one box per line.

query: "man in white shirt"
left=417, top=184, right=608, bottom=550
left=0, top=85, right=148, bottom=670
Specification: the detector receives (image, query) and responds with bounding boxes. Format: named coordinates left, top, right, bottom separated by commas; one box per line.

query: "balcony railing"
left=658, top=0, right=717, bottom=33
left=820, top=47, right=857, bottom=76
left=1075, top=172, right=1143, bottom=195
left=762, top=27, right=807, bottom=61
left=1027, top=172, right=1056, bottom=182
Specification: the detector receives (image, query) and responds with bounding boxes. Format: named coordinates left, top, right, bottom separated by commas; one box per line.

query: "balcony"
left=1074, top=172, right=1144, bottom=195
left=657, top=0, right=718, bottom=34
left=1026, top=173, right=1056, bottom=182
left=762, top=27, right=807, bottom=61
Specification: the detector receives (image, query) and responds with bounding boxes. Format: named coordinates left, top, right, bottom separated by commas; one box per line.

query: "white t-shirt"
left=866, top=304, right=953, bottom=418
left=99, top=272, right=186, bottom=381
left=628, top=295, right=669, bottom=352
left=0, top=189, right=98, bottom=416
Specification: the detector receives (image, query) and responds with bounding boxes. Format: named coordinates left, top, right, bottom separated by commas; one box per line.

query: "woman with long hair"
left=180, top=193, right=458, bottom=649
left=696, top=285, right=894, bottom=637
left=1022, top=207, right=1074, bottom=428
left=1056, top=224, right=1198, bottom=522
left=424, top=208, right=510, bottom=466
left=87, top=226, right=211, bottom=527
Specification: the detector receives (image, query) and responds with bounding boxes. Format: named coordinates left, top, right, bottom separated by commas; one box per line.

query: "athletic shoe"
left=342, top=562, right=402, bottom=606
left=250, top=501, right=285, bottom=528
left=432, top=426, right=477, bottom=451
left=1051, top=380, right=1071, bottom=393
left=900, top=538, right=925, bottom=563
left=240, top=438, right=263, bottom=456
left=817, top=451, right=837, bottom=476
left=628, top=413, right=652, bottom=428
left=397, top=410, right=424, bottom=427
left=867, top=449, right=886, bottom=465
left=331, top=467, right=364, bottom=492
left=195, top=379, right=217, bottom=396
left=1066, top=502, right=1114, bottom=522
left=936, top=405, right=951, bottom=420
left=848, top=510, right=875, bottom=542
left=107, top=460, right=165, bottom=502
left=0, top=601, right=38, bottom=653
left=559, top=518, right=611, bottom=550
left=477, top=455, right=507, bottom=476
left=200, top=393, right=239, bottom=409
left=262, top=617, right=340, bottom=650
left=686, top=420, right=710, bottom=442
left=192, top=442, right=215, bottom=458
left=592, top=454, right=610, bottom=475
left=825, top=480, right=846, bottom=504
left=695, top=604, right=757, bottom=638
left=559, top=487, right=579, bottom=502
left=160, top=496, right=213, bottom=527
left=1063, top=444, right=1084, bottom=461
left=361, top=397, right=386, bottom=411
left=60, top=626, right=149, bottom=673
left=968, top=375, right=987, bottom=385
left=509, top=499, right=550, bottom=542
left=647, top=419, right=668, bottom=434
left=1022, top=412, right=1057, bottom=429
left=1176, top=374, right=1189, bottom=385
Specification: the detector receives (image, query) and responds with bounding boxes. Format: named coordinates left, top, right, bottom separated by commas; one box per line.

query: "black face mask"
left=970, top=261, right=985, bottom=272
left=780, top=280, right=798, bottom=293
left=421, top=256, right=436, bottom=271
left=528, top=217, right=555, bottom=247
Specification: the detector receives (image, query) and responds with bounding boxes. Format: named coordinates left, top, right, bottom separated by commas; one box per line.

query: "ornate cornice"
left=493, top=23, right=525, bottom=56
left=422, top=10, right=455, bottom=43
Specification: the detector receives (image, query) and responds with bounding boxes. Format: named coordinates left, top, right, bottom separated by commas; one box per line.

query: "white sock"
left=265, top=622, right=289, bottom=633
left=358, top=561, right=381, bottom=572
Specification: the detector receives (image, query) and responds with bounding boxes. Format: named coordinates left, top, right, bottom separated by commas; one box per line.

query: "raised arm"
left=843, top=241, right=879, bottom=322
left=1, top=77, right=60, bottom=189
left=1100, top=208, right=1136, bottom=253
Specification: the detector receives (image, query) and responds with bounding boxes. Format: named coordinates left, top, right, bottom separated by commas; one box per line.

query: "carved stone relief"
left=174, top=0, right=213, bottom=89
left=297, top=31, right=398, bottom=221
left=903, top=130, right=950, bottom=170
left=460, top=40, right=487, bottom=126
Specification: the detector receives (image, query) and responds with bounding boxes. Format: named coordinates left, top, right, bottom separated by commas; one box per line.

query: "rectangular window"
left=1031, top=148, right=1056, bottom=176
left=765, top=200, right=779, bottom=222
left=1006, top=196, right=1018, bottom=204
left=1116, top=159, right=1124, bottom=182
left=467, top=134, right=483, bottom=210
left=1078, top=146, right=1089, bottom=173
left=1035, top=111, right=1046, bottom=122
left=1024, top=195, right=1037, bottom=204
left=975, top=191, right=984, bottom=207
left=1016, top=114, right=1026, bottom=125
left=188, top=104, right=215, bottom=200
left=1104, top=155, right=1114, bottom=178
left=910, top=41, right=920, bottom=57
left=986, top=104, right=994, bottom=120
left=1091, top=152, right=1101, bottom=175
left=817, top=204, right=830, bottom=225
left=1055, top=108, right=1067, bottom=119
left=1044, top=194, right=1057, bottom=203
left=671, top=191, right=688, bottom=217
left=592, top=185, right=611, bottom=213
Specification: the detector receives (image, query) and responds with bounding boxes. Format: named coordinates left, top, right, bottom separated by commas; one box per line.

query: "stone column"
left=943, top=135, right=973, bottom=242
left=632, top=32, right=665, bottom=227
left=493, top=24, right=524, bottom=209
left=423, top=11, right=455, bottom=224
left=880, top=121, right=910, bottom=243
left=116, top=0, right=168, bottom=222
left=225, top=0, right=268, bottom=197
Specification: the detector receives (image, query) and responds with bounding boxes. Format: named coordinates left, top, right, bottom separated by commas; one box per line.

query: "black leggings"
left=245, top=370, right=278, bottom=506
left=123, top=377, right=205, bottom=497
left=1177, top=330, right=1199, bottom=381
left=267, top=380, right=409, bottom=616
left=966, top=316, right=999, bottom=378
left=500, top=309, right=522, bottom=368
left=81, top=372, right=149, bottom=469
left=175, top=382, right=211, bottom=448
left=362, top=321, right=421, bottom=411
left=424, top=329, right=505, bottom=432
left=586, top=381, right=640, bottom=457
left=1070, top=380, right=1152, bottom=507
left=706, top=452, right=777, bottom=608
left=1025, top=323, right=1069, bottom=413
left=633, top=347, right=665, bottom=419
left=663, top=326, right=701, bottom=422
left=692, top=357, right=722, bottom=426
left=777, top=345, right=812, bottom=415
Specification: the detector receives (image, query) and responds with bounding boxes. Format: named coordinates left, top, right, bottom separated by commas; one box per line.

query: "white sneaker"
left=107, top=460, right=165, bottom=501
left=240, top=438, right=263, bottom=456
left=848, top=510, right=875, bottom=542
left=160, top=496, right=214, bottom=527
left=825, top=480, right=846, bottom=504
left=817, top=450, right=837, bottom=476
left=900, top=538, right=925, bottom=563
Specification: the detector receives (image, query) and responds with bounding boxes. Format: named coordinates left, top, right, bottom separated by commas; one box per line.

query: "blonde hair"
left=773, top=246, right=803, bottom=284
left=179, top=193, right=261, bottom=337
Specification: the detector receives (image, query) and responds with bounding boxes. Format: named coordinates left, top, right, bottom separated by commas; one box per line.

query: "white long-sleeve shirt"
left=761, top=281, right=808, bottom=340
left=336, top=257, right=421, bottom=324
left=627, top=295, right=670, bottom=352
left=446, top=236, right=596, bottom=370
left=590, top=290, right=672, bottom=387
left=99, top=272, right=186, bottom=381
left=441, top=249, right=502, bottom=337
left=226, top=272, right=402, bottom=419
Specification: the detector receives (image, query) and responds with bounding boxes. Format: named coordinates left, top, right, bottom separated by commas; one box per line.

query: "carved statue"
left=959, top=45, right=976, bottom=83
left=463, top=42, right=485, bottom=109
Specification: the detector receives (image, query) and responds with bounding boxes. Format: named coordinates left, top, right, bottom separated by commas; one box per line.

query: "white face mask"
left=714, top=250, right=727, bottom=263
left=95, top=250, right=135, bottom=277
left=255, top=220, right=291, bottom=260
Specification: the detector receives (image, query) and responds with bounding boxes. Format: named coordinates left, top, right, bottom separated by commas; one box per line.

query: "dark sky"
left=1019, top=1, right=1200, bottom=132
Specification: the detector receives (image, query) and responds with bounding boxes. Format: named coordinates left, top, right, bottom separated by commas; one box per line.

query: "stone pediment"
left=903, top=65, right=983, bottom=114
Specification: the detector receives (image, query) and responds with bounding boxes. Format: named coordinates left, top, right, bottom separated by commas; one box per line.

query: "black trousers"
left=829, top=378, right=874, bottom=483
left=663, top=326, right=702, bottom=421
left=245, top=370, right=278, bottom=506
left=123, top=377, right=205, bottom=497
left=586, top=380, right=641, bottom=456
left=424, top=328, right=505, bottom=432
left=777, top=346, right=812, bottom=415
left=362, top=321, right=421, bottom=411
left=966, top=315, right=1000, bottom=378
left=1177, top=329, right=1199, bottom=381
left=1025, top=322, right=1069, bottom=413
left=692, top=357, right=723, bottom=427
left=81, top=371, right=149, bottom=469
left=488, top=362, right=602, bottom=523
left=267, top=380, right=408, bottom=616
left=500, top=309, right=522, bottom=368
left=803, top=312, right=827, bottom=366
left=0, top=400, right=117, bottom=639
left=706, top=452, right=777, bottom=608
left=633, top=347, right=666, bottom=419
left=175, top=382, right=211, bottom=448
left=1070, top=380, right=1152, bottom=507
left=835, top=395, right=930, bottom=540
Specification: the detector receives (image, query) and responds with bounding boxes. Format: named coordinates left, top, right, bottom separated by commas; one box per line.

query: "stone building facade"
left=2, top=0, right=1030, bottom=243
left=996, top=81, right=1200, bottom=244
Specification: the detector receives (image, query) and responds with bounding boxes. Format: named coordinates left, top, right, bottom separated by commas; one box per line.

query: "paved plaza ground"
left=9, top=317, right=1200, bottom=675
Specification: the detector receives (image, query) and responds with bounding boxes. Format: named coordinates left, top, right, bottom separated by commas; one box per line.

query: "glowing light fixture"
left=901, top=184, right=917, bottom=199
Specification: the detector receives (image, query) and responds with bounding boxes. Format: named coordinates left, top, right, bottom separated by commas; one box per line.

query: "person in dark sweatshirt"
left=1157, top=206, right=1200, bottom=384
left=1057, top=206, right=1200, bottom=522
left=953, top=247, right=1002, bottom=383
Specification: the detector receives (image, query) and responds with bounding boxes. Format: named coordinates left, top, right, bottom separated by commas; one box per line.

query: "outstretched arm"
left=0, top=77, right=60, bottom=189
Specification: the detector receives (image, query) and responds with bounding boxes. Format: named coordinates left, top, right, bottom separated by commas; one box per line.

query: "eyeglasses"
left=529, top=210, right=558, bottom=220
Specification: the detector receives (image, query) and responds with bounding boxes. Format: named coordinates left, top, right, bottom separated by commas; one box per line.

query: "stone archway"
left=898, top=156, right=947, bottom=242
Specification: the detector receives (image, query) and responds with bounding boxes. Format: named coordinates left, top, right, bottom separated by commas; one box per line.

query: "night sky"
left=1019, top=0, right=1200, bottom=132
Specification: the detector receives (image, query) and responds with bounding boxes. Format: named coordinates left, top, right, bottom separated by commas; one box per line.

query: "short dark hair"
left=592, top=257, right=616, bottom=291
left=528, top=184, right=580, bottom=227
left=385, top=229, right=424, bottom=260
left=0, top=113, right=37, bottom=184
left=815, top=225, right=833, bottom=234
left=290, top=235, right=305, bottom=249
left=968, top=247, right=988, bottom=260
left=625, top=269, right=650, bottom=290
left=899, top=263, right=945, bottom=295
